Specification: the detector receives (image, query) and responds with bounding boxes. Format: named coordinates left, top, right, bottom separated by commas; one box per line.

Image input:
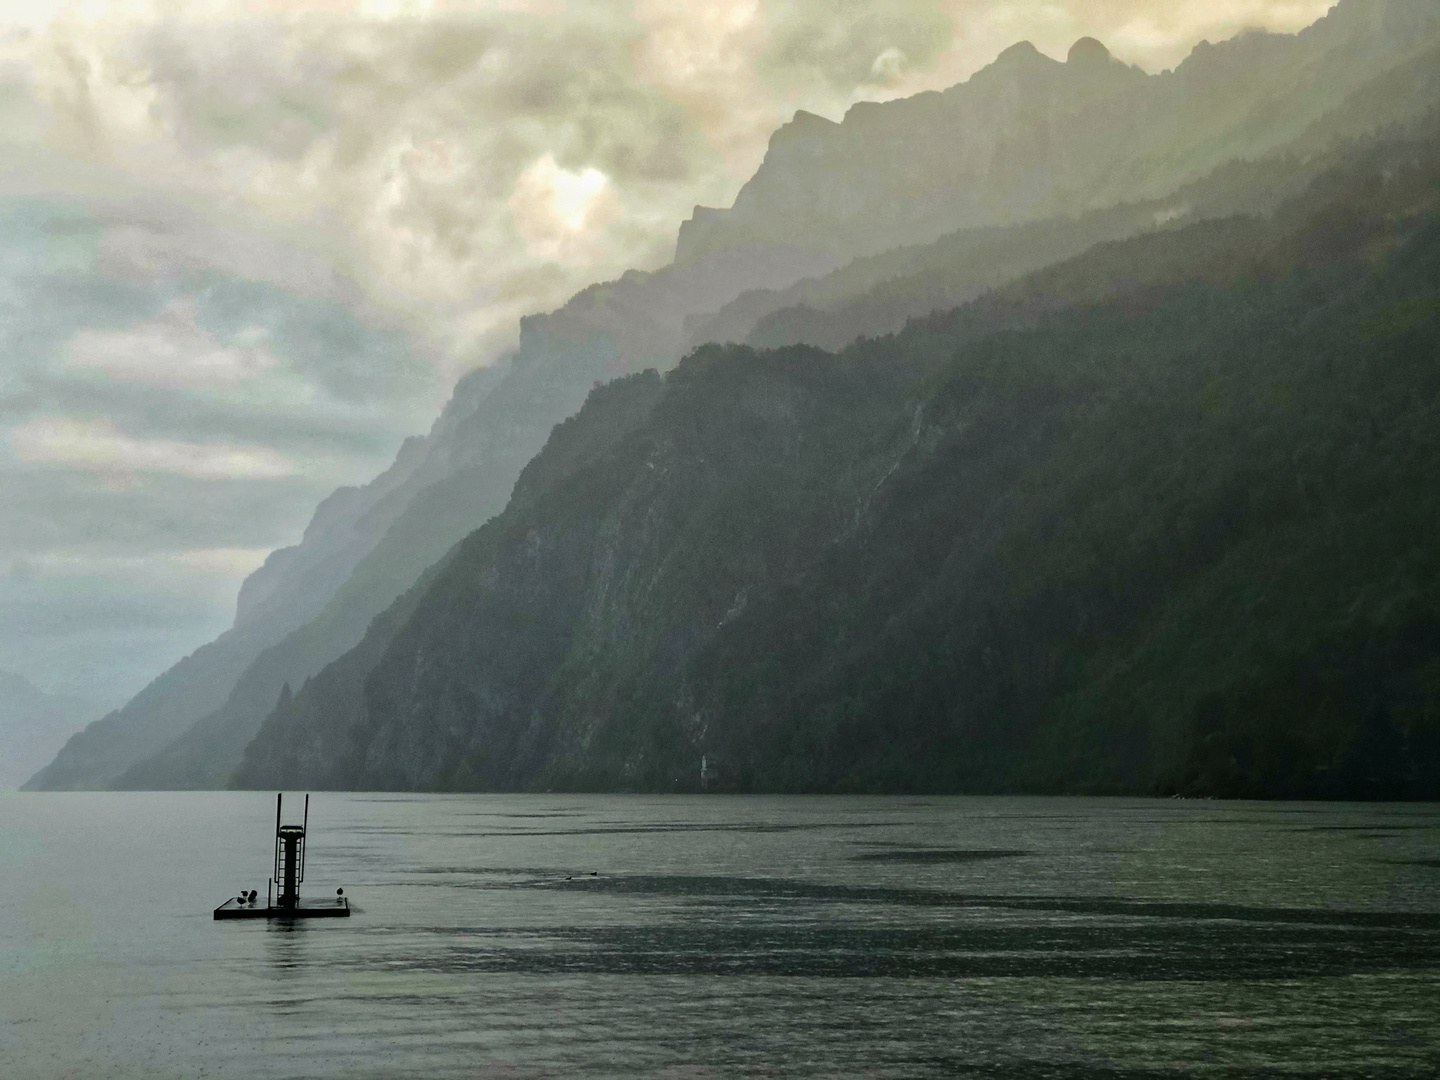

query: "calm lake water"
left=1, top=792, right=1437, bottom=1079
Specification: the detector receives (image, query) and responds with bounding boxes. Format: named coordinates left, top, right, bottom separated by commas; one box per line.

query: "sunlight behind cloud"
left=508, top=153, right=622, bottom=263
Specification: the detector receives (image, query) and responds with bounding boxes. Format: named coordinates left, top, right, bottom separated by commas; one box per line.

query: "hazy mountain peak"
left=672, top=1, right=1437, bottom=270
left=0, top=670, right=41, bottom=697
left=774, top=109, right=839, bottom=141
left=754, top=110, right=842, bottom=173
left=994, top=40, right=1050, bottom=66
left=1067, top=37, right=1113, bottom=66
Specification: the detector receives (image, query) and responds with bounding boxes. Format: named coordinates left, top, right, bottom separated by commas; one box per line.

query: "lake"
left=2, top=792, right=1437, bottom=1078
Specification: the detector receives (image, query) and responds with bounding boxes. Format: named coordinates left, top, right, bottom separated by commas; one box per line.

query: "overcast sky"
left=0, top=0, right=1331, bottom=706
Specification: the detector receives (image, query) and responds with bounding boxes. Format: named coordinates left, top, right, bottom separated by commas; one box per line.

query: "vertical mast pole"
left=301, top=794, right=310, bottom=882
left=274, top=792, right=283, bottom=884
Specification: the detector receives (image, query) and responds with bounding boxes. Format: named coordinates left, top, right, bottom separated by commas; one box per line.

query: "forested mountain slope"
left=235, top=139, right=1440, bottom=798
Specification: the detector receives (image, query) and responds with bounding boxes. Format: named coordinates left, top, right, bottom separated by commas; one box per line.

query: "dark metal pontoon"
left=213, top=792, right=349, bottom=920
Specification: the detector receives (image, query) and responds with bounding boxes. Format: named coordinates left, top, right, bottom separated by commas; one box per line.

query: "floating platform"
left=214, top=793, right=351, bottom=921
left=214, top=897, right=349, bottom=920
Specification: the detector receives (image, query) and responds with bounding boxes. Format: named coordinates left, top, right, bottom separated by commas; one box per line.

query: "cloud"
left=62, top=299, right=279, bottom=390
left=759, top=0, right=954, bottom=93
left=11, top=416, right=301, bottom=480
left=169, top=545, right=271, bottom=575
left=22, top=545, right=272, bottom=579
left=91, top=209, right=343, bottom=295
left=632, top=0, right=771, bottom=173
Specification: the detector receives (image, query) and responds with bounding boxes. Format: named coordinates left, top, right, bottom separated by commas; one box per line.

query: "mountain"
left=30, top=0, right=1440, bottom=791
left=0, top=672, right=96, bottom=789
left=673, top=0, right=1439, bottom=266
left=686, top=42, right=1440, bottom=353
left=234, top=136, right=1440, bottom=798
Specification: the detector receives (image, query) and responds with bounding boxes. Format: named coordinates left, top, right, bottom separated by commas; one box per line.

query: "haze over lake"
left=4, top=793, right=1437, bottom=1078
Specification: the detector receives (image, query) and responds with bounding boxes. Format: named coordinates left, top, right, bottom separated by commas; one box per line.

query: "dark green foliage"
left=237, top=138, right=1440, bottom=798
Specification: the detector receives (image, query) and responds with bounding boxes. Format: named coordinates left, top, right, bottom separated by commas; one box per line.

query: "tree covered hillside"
left=236, top=139, right=1440, bottom=799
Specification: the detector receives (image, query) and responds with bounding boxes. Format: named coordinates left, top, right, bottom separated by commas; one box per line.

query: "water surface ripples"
left=2, top=793, right=1436, bottom=1078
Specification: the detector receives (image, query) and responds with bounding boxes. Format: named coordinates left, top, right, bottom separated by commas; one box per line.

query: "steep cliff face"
left=674, top=0, right=1439, bottom=266
left=34, top=138, right=844, bottom=794
left=232, top=371, right=670, bottom=789
left=236, top=140, right=1440, bottom=798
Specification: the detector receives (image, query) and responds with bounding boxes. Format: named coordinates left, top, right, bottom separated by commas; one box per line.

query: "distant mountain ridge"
left=687, top=40, right=1440, bottom=354
left=21, top=369, right=502, bottom=790
left=674, top=0, right=1439, bottom=264
left=0, top=671, right=95, bottom=789
left=25, top=0, right=1440, bottom=791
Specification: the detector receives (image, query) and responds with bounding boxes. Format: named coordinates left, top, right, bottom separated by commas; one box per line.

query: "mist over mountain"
left=27, top=0, right=1440, bottom=793
left=236, top=136, right=1440, bottom=797
left=0, top=672, right=96, bottom=789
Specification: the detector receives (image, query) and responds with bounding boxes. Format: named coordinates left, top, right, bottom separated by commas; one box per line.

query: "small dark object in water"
left=336, top=888, right=343, bottom=896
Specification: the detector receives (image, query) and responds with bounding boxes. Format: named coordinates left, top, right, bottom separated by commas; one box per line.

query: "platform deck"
left=213, top=897, right=350, bottom=920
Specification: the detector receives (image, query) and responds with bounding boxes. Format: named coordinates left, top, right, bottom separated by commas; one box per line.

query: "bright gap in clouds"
left=62, top=300, right=280, bottom=390
left=508, top=153, right=622, bottom=263
left=11, top=417, right=301, bottom=481
left=24, top=547, right=273, bottom=580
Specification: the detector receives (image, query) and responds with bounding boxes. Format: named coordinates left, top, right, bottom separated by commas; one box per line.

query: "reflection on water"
left=1, top=792, right=1437, bottom=1078
left=263, top=919, right=315, bottom=975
